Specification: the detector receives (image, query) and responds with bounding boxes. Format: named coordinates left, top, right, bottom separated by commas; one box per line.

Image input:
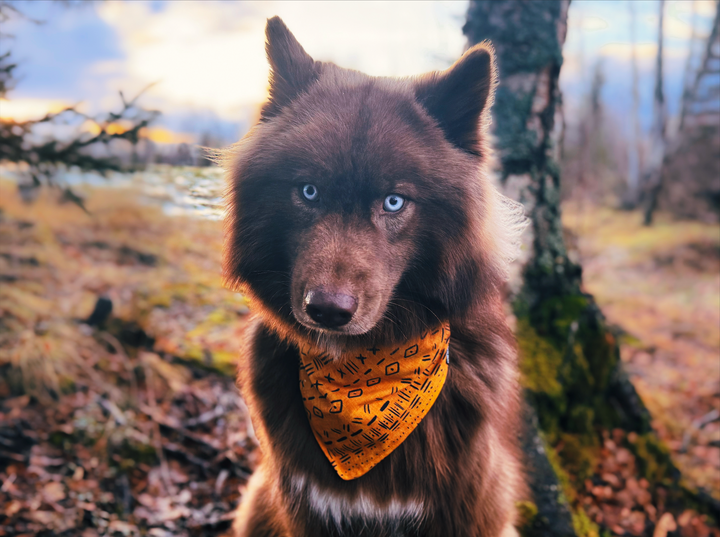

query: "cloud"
left=671, top=0, right=718, bottom=17
left=142, top=127, right=195, bottom=145
left=599, top=41, right=687, bottom=61
left=95, top=1, right=468, bottom=119
left=82, top=121, right=195, bottom=144
left=0, top=98, right=73, bottom=121
left=95, top=2, right=267, bottom=119
left=578, top=16, right=610, bottom=32
left=645, top=0, right=716, bottom=41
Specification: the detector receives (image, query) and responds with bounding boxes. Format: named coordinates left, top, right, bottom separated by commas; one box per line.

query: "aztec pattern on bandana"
left=299, top=323, right=450, bottom=480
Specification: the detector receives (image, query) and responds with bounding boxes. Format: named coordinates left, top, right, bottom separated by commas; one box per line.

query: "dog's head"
left=224, top=17, right=522, bottom=354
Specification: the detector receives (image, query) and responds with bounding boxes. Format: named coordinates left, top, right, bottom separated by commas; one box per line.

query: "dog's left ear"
left=262, top=16, right=319, bottom=120
left=415, top=42, right=497, bottom=156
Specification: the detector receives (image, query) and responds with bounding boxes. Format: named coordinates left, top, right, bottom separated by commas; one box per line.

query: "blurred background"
left=0, top=1, right=718, bottom=536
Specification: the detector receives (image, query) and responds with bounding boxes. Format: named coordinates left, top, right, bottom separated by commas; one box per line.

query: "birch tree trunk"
left=464, top=0, right=580, bottom=301
left=624, top=1, right=645, bottom=208
left=643, top=0, right=668, bottom=225
left=462, top=2, right=671, bottom=535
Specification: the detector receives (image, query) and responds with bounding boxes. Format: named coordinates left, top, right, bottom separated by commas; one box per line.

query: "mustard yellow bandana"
left=299, top=323, right=450, bottom=480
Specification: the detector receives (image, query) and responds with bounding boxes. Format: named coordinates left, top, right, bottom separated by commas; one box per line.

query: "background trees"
left=464, top=1, right=717, bottom=535
left=0, top=2, right=717, bottom=535
left=0, top=1, right=158, bottom=206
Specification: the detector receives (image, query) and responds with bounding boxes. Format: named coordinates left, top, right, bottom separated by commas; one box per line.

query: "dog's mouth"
left=291, top=286, right=385, bottom=338
left=294, top=316, right=372, bottom=337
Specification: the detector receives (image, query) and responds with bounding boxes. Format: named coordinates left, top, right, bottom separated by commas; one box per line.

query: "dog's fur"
left=224, top=17, right=526, bottom=537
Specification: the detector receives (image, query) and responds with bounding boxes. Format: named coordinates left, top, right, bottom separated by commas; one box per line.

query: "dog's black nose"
left=304, top=289, right=358, bottom=328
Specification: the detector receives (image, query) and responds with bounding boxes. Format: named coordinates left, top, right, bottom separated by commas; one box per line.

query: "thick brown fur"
left=224, top=16, right=526, bottom=537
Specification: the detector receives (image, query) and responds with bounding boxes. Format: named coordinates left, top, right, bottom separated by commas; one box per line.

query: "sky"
left=0, top=0, right=717, bottom=146
left=562, top=0, right=717, bottom=133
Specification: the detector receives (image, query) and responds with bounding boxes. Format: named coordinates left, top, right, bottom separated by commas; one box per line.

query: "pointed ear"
left=414, top=42, right=497, bottom=156
left=262, top=16, right=318, bottom=120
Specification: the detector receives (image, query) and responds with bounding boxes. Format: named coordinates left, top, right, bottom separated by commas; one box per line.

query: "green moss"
left=567, top=405, right=594, bottom=437
left=571, top=507, right=600, bottom=537
left=515, top=292, right=634, bottom=535
left=541, top=435, right=602, bottom=537
left=515, top=290, right=701, bottom=530
left=516, top=500, right=539, bottom=535
left=49, top=431, right=71, bottom=449
left=542, top=434, right=574, bottom=504
left=516, top=291, right=623, bottom=444
left=530, top=294, right=588, bottom=343
left=557, top=433, right=598, bottom=483
left=617, top=331, right=643, bottom=349
left=114, top=438, right=157, bottom=467
left=174, top=346, right=237, bottom=376
left=517, top=318, right=564, bottom=398
left=628, top=433, right=675, bottom=486
left=464, top=1, right=564, bottom=80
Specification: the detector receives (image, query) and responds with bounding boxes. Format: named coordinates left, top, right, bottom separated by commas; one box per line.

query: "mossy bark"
left=463, top=2, right=709, bottom=535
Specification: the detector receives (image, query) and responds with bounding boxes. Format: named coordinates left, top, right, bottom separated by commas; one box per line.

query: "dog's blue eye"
left=383, top=194, right=404, bottom=212
left=302, top=184, right=318, bottom=201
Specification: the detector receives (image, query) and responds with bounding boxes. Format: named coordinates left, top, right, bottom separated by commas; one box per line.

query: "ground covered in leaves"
left=0, top=175, right=255, bottom=536
left=0, top=173, right=718, bottom=537
left=562, top=202, right=720, bottom=536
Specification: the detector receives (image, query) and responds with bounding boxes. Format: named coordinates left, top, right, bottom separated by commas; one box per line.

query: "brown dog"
left=224, top=16, right=526, bottom=537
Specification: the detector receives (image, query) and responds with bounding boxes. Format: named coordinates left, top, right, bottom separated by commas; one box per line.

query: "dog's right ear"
left=262, top=16, right=318, bottom=120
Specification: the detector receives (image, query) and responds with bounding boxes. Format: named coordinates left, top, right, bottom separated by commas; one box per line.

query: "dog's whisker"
left=392, top=297, right=443, bottom=327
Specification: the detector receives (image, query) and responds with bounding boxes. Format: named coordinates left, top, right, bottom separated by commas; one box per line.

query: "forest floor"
left=563, top=202, right=720, bottom=534
left=0, top=175, right=254, bottom=536
left=0, top=173, right=718, bottom=536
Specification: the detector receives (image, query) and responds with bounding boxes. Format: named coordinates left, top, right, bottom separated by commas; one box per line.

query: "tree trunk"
left=623, top=1, right=645, bottom=208
left=462, top=2, right=681, bottom=535
left=642, top=0, right=668, bottom=226
left=661, top=1, right=720, bottom=222
left=464, top=0, right=580, bottom=301
left=679, top=1, right=699, bottom=132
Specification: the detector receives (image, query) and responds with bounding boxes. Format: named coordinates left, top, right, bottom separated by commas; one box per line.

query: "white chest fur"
left=288, top=473, right=425, bottom=531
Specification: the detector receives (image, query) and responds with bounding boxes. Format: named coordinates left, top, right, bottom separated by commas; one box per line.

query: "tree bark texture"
left=461, top=2, right=686, bottom=535
left=464, top=0, right=581, bottom=302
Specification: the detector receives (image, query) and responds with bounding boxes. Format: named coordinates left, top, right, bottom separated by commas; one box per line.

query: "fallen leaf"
left=2, top=395, right=30, bottom=410
left=602, top=472, right=621, bottom=488
left=30, top=455, right=65, bottom=467
left=4, top=499, right=21, bottom=516
left=653, top=512, right=677, bottom=537
left=72, top=466, right=84, bottom=481
left=30, top=510, right=60, bottom=524
left=677, top=510, right=694, bottom=527
left=107, top=520, right=139, bottom=535
left=42, top=481, right=66, bottom=503
left=148, top=529, right=173, bottom=537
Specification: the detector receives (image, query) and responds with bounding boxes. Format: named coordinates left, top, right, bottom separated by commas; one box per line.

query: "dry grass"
left=0, top=178, right=248, bottom=399
left=0, top=175, right=256, bottom=535
left=564, top=202, right=720, bottom=496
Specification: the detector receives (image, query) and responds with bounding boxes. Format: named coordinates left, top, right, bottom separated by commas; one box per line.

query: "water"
left=132, top=166, right=226, bottom=221
left=1, top=164, right=227, bottom=221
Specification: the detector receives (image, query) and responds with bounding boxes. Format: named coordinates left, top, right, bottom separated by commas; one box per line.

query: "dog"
left=223, top=16, right=526, bottom=537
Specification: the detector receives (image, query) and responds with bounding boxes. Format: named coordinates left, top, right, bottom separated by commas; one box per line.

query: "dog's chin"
left=293, top=314, right=375, bottom=337
left=292, top=312, right=381, bottom=360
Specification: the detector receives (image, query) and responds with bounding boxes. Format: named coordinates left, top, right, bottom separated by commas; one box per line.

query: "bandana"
left=299, top=323, right=450, bottom=480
